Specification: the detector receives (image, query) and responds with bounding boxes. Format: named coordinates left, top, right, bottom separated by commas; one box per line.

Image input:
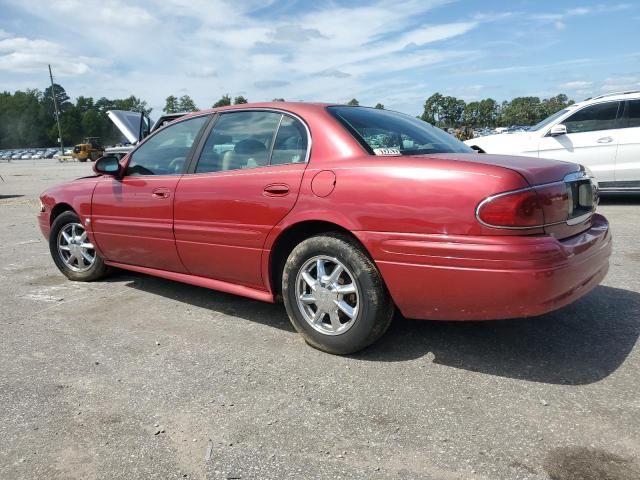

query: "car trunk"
left=429, top=153, right=596, bottom=240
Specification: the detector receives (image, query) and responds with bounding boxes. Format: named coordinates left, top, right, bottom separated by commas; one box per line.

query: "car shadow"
left=108, top=270, right=638, bottom=386
left=107, top=270, right=294, bottom=332
left=355, top=285, right=640, bottom=385
left=0, top=194, right=24, bottom=200
left=599, top=193, right=640, bottom=205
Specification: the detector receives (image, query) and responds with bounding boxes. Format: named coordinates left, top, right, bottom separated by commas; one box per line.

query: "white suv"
left=464, top=90, right=640, bottom=192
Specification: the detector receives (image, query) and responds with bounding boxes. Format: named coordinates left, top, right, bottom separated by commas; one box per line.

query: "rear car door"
left=614, top=99, right=640, bottom=185
left=537, top=101, right=622, bottom=182
left=174, top=110, right=310, bottom=289
left=91, top=114, right=210, bottom=272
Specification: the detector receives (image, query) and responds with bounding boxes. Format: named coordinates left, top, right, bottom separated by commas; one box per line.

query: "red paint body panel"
left=91, top=175, right=186, bottom=272
left=173, top=163, right=306, bottom=288
left=38, top=102, right=611, bottom=322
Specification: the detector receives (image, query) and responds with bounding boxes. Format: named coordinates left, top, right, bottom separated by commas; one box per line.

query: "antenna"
left=48, top=64, right=65, bottom=157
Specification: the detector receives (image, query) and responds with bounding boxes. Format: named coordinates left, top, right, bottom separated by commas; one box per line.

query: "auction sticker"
left=373, top=148, right=401, bottom=156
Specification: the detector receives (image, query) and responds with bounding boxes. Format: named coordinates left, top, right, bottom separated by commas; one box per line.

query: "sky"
left=0, top=0, right=639, bottom=118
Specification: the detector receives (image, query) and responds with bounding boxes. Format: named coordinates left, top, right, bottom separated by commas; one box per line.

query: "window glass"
left=530, top=108, right=569, bottom=131
left=327, top=106, right=472, bottom=155
left=271, top=115, right=308, bottom=165
left=562, top=102, right=620, bottom=134
left=624, top=100, right=640, bottom=128
left=127, top=115, right=208, bottom=175
left=195, top=111, right=282, bottom=173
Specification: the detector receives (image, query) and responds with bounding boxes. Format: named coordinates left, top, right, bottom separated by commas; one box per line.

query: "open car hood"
left=106, top=110, right=149, bottom=144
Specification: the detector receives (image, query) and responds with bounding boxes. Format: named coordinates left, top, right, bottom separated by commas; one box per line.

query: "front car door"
left=614, top=99, right=640, bottom=185
left=537, top=101, right=622, bottom=182
left=91, top=114, right=210, bottom=272
left=174, top=110, right=310, bottom=289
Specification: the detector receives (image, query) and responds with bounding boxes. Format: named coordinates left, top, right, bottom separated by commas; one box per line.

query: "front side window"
left=126, top=115, right=209, bottom=175
left=562, top=102, right=620, bottom=134
left=624, top=100, right=640, bottom=128
left=195, top=111, right=306, bottom=173
left=327, top=106, right=472, bottom=155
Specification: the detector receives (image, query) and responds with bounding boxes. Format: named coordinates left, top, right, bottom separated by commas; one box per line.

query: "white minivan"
left=464, top=91, right=640, bottom=192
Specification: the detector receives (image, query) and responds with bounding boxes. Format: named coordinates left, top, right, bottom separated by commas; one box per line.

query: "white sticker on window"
left=373, top=148, right=401, bottom=156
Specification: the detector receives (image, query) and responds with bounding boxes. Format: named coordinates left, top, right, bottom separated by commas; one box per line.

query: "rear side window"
left=327, top=106, right=471, bottom=155
left=195, top=111, right=308, bottom=173
left=623, top=100, right=640, bottom=128
left=271, top=115, right=308, bottom=165
left=562, top=101, right=620, bottom=134
left=127, top=115, right=209, bottom=175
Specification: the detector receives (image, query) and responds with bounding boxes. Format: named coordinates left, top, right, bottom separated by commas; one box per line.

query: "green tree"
left=421, top=92, right=444, bottom=125
left=477, top=98, right=498, bottom=127
left=374, top=103, right=385, bottom=109
left=178, top=95, right=198, bottom=111
left=347, top=98, right=359, bottom=106
left=112, top=95, right=152, bottom=115
left=212, top=94, right=232, bottom=108
left=233, top=96, right=248, bottom=105
left=163, top=95, right=179, bottom=113
left=439, top=96, right=465, bottom=128
left=498, top=96, right=543, bottom=126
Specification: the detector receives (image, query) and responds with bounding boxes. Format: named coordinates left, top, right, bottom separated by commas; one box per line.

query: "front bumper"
left=357, top=214, right=612, bottom=320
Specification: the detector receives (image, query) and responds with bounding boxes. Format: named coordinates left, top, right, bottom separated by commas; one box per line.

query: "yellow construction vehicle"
left=71, top=137, right=104, bottom=162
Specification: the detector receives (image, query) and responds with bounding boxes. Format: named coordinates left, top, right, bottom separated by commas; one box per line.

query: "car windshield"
left=327, top=106, right=472, bottom=155
left=529, top=108, right=570, bottom=131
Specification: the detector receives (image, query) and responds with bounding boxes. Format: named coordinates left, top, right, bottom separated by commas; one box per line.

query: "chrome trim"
left=475, top=170, right=597, bottom=230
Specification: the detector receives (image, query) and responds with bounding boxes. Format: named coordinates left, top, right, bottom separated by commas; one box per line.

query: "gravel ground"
left=1, top=159, right=639, bottom=480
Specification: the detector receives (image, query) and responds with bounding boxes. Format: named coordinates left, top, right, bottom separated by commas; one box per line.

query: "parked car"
left=465, top=90, right=640, bottom=192
left=20, top=151, right=33, bottom=159
left=38, top=103, right=611, bottom=354
left=104, top=110, right=189, bottom=160
left=11, top=151, right=23, bottom=160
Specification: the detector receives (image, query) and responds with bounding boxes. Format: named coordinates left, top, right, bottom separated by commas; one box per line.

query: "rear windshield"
left=327, top=106, right=472, bottom=155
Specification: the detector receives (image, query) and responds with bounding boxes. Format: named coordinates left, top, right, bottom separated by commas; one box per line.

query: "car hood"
left=107, top=110, right=146, bottom=144
left=425, top=152, right=579, bottom=186
left=464, top=131, right=536, bottom=152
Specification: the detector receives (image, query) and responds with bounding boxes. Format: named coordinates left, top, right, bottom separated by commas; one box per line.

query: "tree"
left=178, top=95, right=198, bottom=111
left=212, top=94, right=232, bottom=108
left=374, top=103, right=385, bottom=109
left=233, top=96, right=248, bottom=105
left=43, top=83, right=71, bottom=118
left=498, top=96, right=543, bottom=126
left=347, top=98, right=359, bottom=106
left=112, top=95, right=152, bottom=115
left=421, top=93, right=444, bottom=125
left=163, top=95, right=179, bottom=113
left=541, top=94, right=574, bottom=118
left=477, top=98, right=498, bottom=127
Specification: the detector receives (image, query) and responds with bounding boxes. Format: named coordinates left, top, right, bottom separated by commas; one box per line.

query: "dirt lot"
left=1, top=159, right=639, bottom=480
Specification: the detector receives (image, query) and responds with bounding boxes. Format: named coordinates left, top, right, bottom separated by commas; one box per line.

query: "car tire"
left=49, top=211, right=109, bottom=281
left=282, top=233, right=394, bottom=355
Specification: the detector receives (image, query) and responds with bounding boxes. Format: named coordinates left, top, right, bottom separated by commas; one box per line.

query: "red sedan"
left=38, top=103, right=611, bottom=354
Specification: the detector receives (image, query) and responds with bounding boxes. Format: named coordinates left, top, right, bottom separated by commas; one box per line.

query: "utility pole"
left=48, top=64, right=65, bottom=157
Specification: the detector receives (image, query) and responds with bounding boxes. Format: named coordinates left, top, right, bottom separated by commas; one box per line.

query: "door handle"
left=597, top=136, right=613, bottom=143
left=263, top=184, right=290, bottom=196
left=152, top=188, right=170, bottom=199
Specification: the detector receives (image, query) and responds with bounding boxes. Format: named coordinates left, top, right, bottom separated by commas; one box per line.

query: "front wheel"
left=282, top=234, right=393, bottom=355
left=49, top=211, right=109, bottom=281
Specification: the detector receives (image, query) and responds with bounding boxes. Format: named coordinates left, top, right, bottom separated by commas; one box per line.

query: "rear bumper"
left=357, top=214, right=612, bottom=320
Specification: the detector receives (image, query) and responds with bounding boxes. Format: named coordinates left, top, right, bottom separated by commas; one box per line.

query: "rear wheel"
left=282, top=234, right=393, bottom=354
left=49, top=211, right=109, bottom=281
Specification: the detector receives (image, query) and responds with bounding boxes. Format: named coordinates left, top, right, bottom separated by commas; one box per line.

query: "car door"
left=174, top=110, right=310, bottom=289
left=91, top=114, right=210, bottom=272
left=537, top=101, right=622, bottom=182
left=614, top=99, right=640, bottom=185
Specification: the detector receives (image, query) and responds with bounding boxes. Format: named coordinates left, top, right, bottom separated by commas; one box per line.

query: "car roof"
left=573, top=90, right=640, bottom=108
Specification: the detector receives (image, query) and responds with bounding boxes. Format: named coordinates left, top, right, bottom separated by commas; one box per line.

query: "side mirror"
left=93, top=154, right=122, bottom=176
left=549, top=124, right=567, bottom=137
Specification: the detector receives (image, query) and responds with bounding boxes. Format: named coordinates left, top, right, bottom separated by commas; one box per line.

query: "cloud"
left=317, top=69, right=351, bottom=78
left=560, top=81, right=593, bottom=89
left=0, top=34, right=105, bottom=75
left=254, top=80, right=290, bottom=89
left=534, top=3, right=634, bottom=24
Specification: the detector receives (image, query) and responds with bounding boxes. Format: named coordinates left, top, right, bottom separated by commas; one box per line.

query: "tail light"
left=477, top=172, right=596, bottom=230
left=476, top=189, right=545, bottom=228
